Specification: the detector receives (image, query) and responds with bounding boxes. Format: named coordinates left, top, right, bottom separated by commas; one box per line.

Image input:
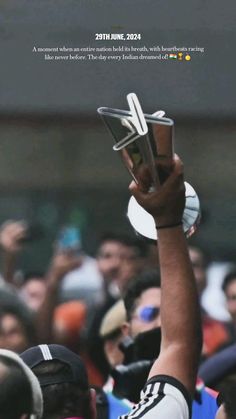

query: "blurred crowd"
left=1, top=211, right=236, bottom=418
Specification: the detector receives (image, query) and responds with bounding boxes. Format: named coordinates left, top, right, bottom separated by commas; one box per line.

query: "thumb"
left=129, top=180, right=148, bottom=206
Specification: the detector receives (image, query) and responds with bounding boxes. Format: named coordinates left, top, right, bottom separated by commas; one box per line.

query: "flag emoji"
left=169, top=54, right=177, bottom=59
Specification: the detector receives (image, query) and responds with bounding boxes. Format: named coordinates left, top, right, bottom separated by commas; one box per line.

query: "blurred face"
left=20, top=279, right=46, bottom=312
left=224, top=278, right=236, bottom=321
left=104, top=334, right=124, bottom=368
left=0, top=314, right=29, bottom=353
left=129, top=287, right=161, bottom=338
left=188, top=247, right=206, bottom=295
left=97, top=241, right=141, bottom=290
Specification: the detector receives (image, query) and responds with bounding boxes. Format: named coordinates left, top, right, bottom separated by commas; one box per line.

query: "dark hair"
left=222, top=271, right=236, bottom=293
left=123, top=269, right=161, bottom=321
left=0, top=355, right=32, bottom=419
left=97, top=232, right=148, bottom=258
left=23, top=271, right=45, bottom=283
left=219, top=378, right=236, bottom=419
left=32, top=360, right=91, bottom=419
left=0, top=304, right=36, bottom=348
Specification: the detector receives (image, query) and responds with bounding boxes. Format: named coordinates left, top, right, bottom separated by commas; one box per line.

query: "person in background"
left=34, top=249, right=103, bottom=386
left=0, top=348, right=43, bottom=419
left=199, top=342, right=236, bottom=392
left=53, top=300, right=87, bottom=351
left=35, top=249, right=81, bottom=344
left=0, top=220, right=28, bottom=287
left=99, top=300, right=132, bottom=419
left=222, top=270, right=236, bottom=340
left=215, top=378, right=236, bottom=419
left=59, top=226, right=104, bottom=307
left=0, top=232, right=103, bottom=386
left=87, top=233, right=148, bottom=381
left=0, top=222, right=38, bottom=353
left=118, top=270, right=218, bottom=419
left=199, top=343, right=236, bottom=418
left=19, top=271, right=46, bottom=312
left=188, top=246, right=208, bottom=297
left=0, top=220, right=103, bottom=311
left=99, top=299, right=126, bottom=371
left=189, top=245, right=231, bottom=358
left=96, top=233, right=148, bottom=298
left=21, top=344, right=96, bottom=419
left=0, top=248, right=80, bottom=354
left=0, top=297, right=36, bottom=353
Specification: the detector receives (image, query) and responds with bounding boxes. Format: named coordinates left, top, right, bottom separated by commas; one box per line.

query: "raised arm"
left=36, top=250, right=81, bottom=343
left=0, top=220, right=27, bottom=285
left=129, top=155, right=202, bottom=396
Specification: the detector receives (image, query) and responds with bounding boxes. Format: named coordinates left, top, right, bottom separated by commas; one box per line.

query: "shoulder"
left=119, top=375, right=191, bottom=419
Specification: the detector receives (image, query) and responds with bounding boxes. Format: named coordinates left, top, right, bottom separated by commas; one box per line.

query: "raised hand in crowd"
left=0, top=220, right=28, bottom=285
left=124, top=154, right=202, bottom=419
left=36, top=250, right=81, bottom=343
left=0, top=220, right=27, bottom=254
left=47, top=249, right=81, bottom=284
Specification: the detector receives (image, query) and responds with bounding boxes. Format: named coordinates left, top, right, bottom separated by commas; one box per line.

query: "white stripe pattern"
left=39, top=345, right=53, bottom=361
left=119, top=380, right=189, bottom=419
left=127, top=382, right=161, bottom=418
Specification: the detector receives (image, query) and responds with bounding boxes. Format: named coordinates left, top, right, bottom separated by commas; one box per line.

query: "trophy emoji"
left=97, top=93, right=200, bottom=241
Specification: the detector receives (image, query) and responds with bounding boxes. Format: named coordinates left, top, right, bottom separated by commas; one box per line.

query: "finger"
left=129, top=180, right=150, bottom=206
left=135, top=165, right=152, bottom=192
left=173, top=154, right=184, bottom=171
left=161, top=155, right=184, bottom=187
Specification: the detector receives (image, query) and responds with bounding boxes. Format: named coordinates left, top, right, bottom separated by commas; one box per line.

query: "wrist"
left=156, top=221, right=183, bottom=230
left=46, top=270, right=61, bottom=287
left=154, top=215, right=183, bottom=227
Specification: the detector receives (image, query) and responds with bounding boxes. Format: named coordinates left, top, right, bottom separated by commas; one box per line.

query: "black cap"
left=199, top=343, right=236, bottom=386
left=20, top=344, right=89, bottom=390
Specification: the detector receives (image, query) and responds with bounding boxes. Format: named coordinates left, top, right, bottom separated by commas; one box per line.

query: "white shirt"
left=119, top=375, right=191, bottom=419
left=60, top=255, right=104, bottom=305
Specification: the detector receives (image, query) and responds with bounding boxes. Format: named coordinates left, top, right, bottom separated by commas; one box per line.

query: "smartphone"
left=57, top=226, right=81, bottom=251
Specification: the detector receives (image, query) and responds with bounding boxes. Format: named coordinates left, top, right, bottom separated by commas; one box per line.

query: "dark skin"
left=129, top=154, right=202, bottom=396
left=36, top=250, right=81, bottom=343
left=0, top=220, right=28, bottom=285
